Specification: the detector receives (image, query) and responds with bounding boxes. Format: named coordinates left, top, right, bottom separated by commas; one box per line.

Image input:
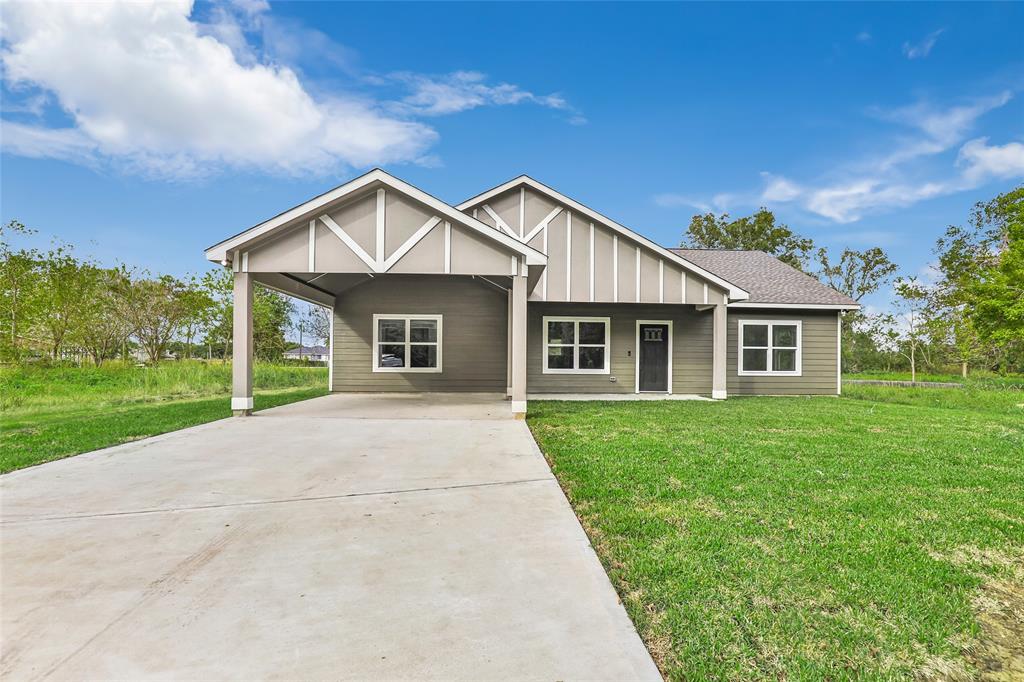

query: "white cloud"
left=653, top=194, right=711, bottom=212
left=759, top=173, right=802, bottom=202
left=0, top=0, right=580, bottom=179
left=902, top=28, right=945, bottom=59
left=659, top=91, right=1022, bottom=223
left=388, top=70, right=577, bottom=119
left=957, top=137, right=1024, bottom=183
left=855, top=31, right=872, bottom=43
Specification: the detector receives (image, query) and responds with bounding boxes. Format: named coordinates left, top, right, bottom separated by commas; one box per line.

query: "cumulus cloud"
left=0, top=1, right=581, bottom=179
left=902, top=28, right=945, bottom=59
left=957, top=137, right=1024, bottom=183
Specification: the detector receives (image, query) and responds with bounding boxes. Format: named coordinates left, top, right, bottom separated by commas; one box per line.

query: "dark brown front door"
left=638, top=324, right=669, bottom=392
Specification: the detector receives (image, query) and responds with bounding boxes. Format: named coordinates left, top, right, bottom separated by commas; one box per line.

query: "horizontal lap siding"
left=527, top=303, right=713, bottom=395
left=332, top=275, right=507, bottom=392
left=726, top=310, right=839, bottom=395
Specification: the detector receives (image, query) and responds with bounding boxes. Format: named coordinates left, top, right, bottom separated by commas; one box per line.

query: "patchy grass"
left=528, top=388, right=1024, bottom=680
left=846, top=371, right=1024, bottom=390
left=843, top=382, right=1024, bottom=417
left=0, top=362, right=327, bottom=473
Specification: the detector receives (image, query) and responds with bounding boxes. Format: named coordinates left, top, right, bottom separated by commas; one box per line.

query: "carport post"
left=232, top=272, right=254, bottom=416
left=510, top=272, right=527, bottom=417
left=712, top=302, right=727, bottom=399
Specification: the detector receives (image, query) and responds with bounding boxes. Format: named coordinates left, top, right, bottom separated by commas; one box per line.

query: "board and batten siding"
left=331, top=275, right=507, bottom=392
left=527, top=303, right=713, bottom=395
left=726, top=310, right=840, bottom=395
left=466, top=187, right=729, bottom=306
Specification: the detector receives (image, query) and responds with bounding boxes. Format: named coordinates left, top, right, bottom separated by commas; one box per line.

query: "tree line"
left=682, top=185, right=1023, bottom=377
left=0, top=221, right=327, bottom=365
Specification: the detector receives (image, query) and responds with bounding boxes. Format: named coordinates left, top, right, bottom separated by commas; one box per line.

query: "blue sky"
left=2, top=1, right=1023, bottom=317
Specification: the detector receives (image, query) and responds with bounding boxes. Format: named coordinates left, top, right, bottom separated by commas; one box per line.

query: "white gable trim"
left=206, top=168, right=546, bottom=266
left=457, top=175, right=749, bottom=300
left=728, top=302, right=861, bottom=311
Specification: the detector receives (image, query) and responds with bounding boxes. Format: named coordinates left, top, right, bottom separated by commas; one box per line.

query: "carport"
left=204, top=169, right=546, bottom=417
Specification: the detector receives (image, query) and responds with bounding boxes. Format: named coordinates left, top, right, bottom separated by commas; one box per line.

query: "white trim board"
left=541, top=316, right=611, bottom=375
left=206, top=168, right=546, bottom=266
left=457, top=175, right=749, bottom=300
left=737, top=319, right=803, bottom=377
left=729, top=302, right=861, bottom=311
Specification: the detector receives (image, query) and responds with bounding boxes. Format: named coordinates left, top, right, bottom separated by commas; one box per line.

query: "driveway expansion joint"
left=2, top=476, right=556, bottom=525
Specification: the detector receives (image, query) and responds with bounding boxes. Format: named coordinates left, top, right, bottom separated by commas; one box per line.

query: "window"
left=372, top=315, right=442, bottom=372
left=738, top=320, right=801, bottom=375
left=543, top=316, right=610, bottom=374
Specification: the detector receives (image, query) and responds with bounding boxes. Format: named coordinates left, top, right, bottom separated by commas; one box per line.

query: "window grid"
left=738, top=320, right=801, bottom=376
left=372, top=314, right=442, bottom=373
left=543, top=316, right=610, bottom=375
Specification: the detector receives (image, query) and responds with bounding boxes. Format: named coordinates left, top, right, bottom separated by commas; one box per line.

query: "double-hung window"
left=543, top=316, right=610, bottom=374
left=372, top=314, right=442, bottom=372
left=738, top=320, right=801, bottom=375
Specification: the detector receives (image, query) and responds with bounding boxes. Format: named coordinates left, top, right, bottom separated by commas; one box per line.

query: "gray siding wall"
left=527, top=303, right=713, bottom=395
left=332, top=275, right=507, bottom=392
left=727, top=310, right=840, bottom=395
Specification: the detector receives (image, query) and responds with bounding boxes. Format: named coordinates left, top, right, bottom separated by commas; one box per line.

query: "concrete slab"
left=1, top=393, right=661, bottom=681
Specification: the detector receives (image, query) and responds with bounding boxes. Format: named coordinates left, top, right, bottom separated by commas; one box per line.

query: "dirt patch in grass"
left=967, top=579, right=1024, bottom=681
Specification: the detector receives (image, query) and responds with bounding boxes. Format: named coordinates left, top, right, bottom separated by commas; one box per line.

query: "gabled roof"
left=458, top=175, right=750, bottom=301
left=671, top=249, right=860, bottom=309
left=205, top=168, right=546, bottom=266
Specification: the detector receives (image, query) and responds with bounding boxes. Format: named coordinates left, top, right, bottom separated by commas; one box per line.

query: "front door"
left=638, top=323, right=669, bottom=392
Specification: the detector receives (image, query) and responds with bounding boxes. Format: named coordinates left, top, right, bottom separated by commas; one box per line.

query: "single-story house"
left=284, top=345, right=329, bottom=363
left=205, top=169, right=859, bottom=417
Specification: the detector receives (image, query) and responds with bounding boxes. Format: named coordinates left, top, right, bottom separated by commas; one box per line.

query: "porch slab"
left=529, top=393, right=713, bottom=401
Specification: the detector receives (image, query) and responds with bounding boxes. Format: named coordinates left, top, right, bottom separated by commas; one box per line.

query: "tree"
left=35, top=244, right=93, bottom=360
left=176, top=275, right=215, bottom=359
left=932, top=185, right=1023, bottom=374
left=683, top=208, right=815, bottom=270
left=69, top=265, right=132, bottom=365
left=0, top=220, right=42, bottom=361
left=304, top=305, right=331, bottom=347
left=120, top=274, right=189, bottom=363
left=253, top=288, right=293, bottom=361
left=892, top=277, right=931, bottom=382
left=816, top=247, right=898, bottom=303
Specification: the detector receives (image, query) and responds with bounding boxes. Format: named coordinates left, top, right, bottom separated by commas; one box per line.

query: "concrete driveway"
left=1, top=394, right=660, bottom=681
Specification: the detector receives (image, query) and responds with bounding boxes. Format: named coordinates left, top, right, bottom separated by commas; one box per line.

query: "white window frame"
left=737, top=319, right=802, bottom=376
left=542, top=316, right=611, bottom=374
left=372, top=314, right=442, bottom=373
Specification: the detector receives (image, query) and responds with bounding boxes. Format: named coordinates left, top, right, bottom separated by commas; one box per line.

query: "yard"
left=0, top=361, right=327, bottom=473
left=529, top=382, right=1024, bottom=680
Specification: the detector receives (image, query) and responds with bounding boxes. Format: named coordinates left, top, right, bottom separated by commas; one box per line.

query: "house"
left=205, top=169, right=859, bottom=417
left=284, top=345, right=329, bottom=362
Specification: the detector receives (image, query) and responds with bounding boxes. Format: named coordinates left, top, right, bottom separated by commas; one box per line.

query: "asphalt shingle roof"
left=669, top=249, right=859, bottom=306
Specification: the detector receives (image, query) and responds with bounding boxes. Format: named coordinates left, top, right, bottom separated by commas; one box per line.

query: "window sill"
left=542, top=368, right=610, bottom=375
left=737, top=370, right=802, bottom=377
left=373, top=367, right=443, bottom=373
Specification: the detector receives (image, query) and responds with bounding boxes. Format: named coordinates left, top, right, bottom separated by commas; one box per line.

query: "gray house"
left=205, top=169, right=858, bottom=417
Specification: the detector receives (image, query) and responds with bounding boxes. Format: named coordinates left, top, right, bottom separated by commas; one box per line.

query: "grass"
left=528, top=387, right=1024, bottom=680
left=845, top=371, right=1024, bottom=390
left=1, top=361, right=327, bottom=473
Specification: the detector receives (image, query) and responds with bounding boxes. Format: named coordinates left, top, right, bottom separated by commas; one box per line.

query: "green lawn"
left=528, top=387, right=1024, bottom=680
left=1, top=362, right=327, bottom=473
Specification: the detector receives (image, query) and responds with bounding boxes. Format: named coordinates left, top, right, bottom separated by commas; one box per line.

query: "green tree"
left=120, top=274, right=189, bottom=363
left=816, top=247, right=898, bottom=303
left=0, top=220, right=42, bottom=361
left=932, top=185, right=1023, bottom=374
left=70, top=265, right=132, bottom=365
left=683, top=208, right=815, bottom=270
left=176, top=275, right=215, bottom=359
left=892, top=277, right=931, bottom=382
left=35, top=244, right=94, bottom=360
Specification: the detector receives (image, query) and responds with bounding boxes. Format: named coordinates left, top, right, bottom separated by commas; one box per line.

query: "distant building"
left=283, top=345, right=329, bottom=362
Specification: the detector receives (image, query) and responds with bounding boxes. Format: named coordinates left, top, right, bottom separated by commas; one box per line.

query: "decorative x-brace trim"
left=319, top=213, right=443, bottom=273
left=482, top=204, right=563, bottom=245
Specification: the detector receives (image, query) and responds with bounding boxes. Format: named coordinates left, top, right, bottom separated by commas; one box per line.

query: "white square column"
left=232, top=272, right=254, bottom=415
left=712, top=303, right=727, bottom=400
left=510, top=273, right=528, bottom=417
